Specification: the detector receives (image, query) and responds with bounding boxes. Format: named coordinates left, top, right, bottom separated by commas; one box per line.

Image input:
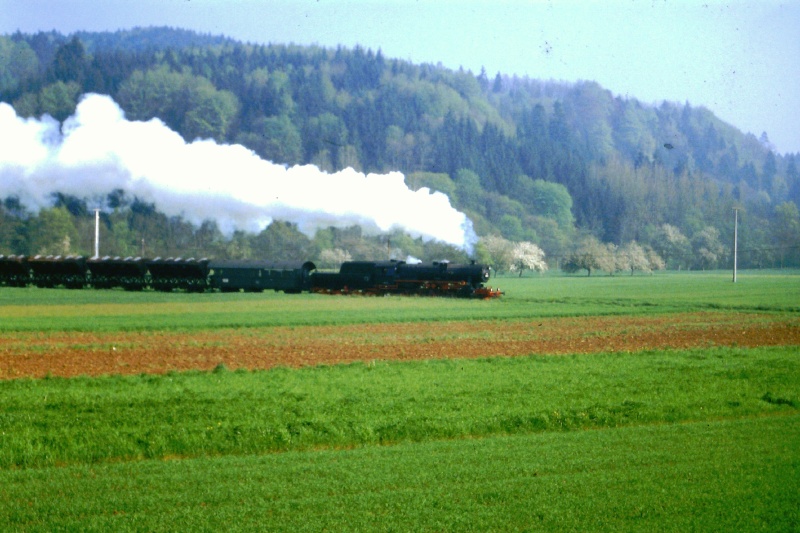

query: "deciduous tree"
left=510, top=241, right=547, bottom=276
left=319, top=248, right=352, bottom=269
left=562, top=236, right=615, bottom=276
left=691, top=226, right=725, bottom=270
left=480, top=235, right=515, bottom=273
left=25, top=206, right=79, bottom=255
left=653, top=224, right=691, bottom=270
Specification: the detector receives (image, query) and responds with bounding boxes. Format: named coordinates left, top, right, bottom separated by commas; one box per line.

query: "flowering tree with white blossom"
left=510, top=241, right=548, bottom=276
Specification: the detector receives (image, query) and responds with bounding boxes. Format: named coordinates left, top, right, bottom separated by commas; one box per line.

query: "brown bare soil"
left=1, top=312, right=798, bottom=379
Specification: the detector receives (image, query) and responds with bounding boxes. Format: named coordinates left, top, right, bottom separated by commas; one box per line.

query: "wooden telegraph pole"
left=94, top=208, right=101, bottom=259
left=732, top=208, right=739, bottom=283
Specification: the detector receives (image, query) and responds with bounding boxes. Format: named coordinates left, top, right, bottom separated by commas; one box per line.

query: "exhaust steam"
left=0, top=94, right=477, bottom=252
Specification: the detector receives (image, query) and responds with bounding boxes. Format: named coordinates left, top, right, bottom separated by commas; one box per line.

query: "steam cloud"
left=0, top=93, right=476, bottom=252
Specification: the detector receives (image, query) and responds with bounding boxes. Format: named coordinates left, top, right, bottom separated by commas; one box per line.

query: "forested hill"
left=1, top=27, right=799, bottom=269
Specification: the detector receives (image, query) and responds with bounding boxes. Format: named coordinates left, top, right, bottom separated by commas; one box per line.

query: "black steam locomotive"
left=0, top=255, right=501, bottom=298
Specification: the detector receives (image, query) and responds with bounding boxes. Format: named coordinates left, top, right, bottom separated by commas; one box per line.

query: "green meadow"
left=0, top=271, right=798, bottom=531
left=0, top=270, right=797, bottom=332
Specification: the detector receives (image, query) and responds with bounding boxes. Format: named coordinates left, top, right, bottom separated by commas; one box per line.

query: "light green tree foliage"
left=244, top=68, right=295, bottom=116
left=614, top=100, right=658, bottom=161
left=498, top=215, right=525, bottom=242
left=316, top=226, right=370, bottom=260
left=224, top=231, right=253, bottom=260
left=741, top=213, right=776, bottom=268
left=406, top=172, right=458, bottom=201
left=528, top=216, right=571, bottom=258
left=773, top=202, right=800, bottom=266
left=38, top=81, right=81, bottom=122
left=25, top=207, right=79, bottom=256
left=319, top=248, right=352, bottom=269
left=311, top=227, right=335, bottom=254
left=0, top=202, right=24, bottom=254
left=11, top=92, right=38, bottom=117
left=454, top=169, right=485, bottom=216
left=566, top=81, right=614, bottom=159
left=407, top=77, right=469, bottom=121
left=191, top=220, right=226, bottom=258
left=117, top=66, right=183, bottom=122
left=251, top=221, right=315, bottom=261
left=421, top=240, right=469, bottom=263
left=182, top=85, right=240, bottom=142
left=501, top=175, right=575, bottom=245
left=385, top=230, right=423, bottom=261
left=106, top=210, right=137, bottom=257
left=0, top=37, right=39, bottom=93
left=691, top=226, right=726, bottom=270
left=480, top=235, right=515, bottom=272
left=117, top=65, right=239, bottom=141
left=484, top=193, right=527, bottom=239
left=471, top=239, right=492, bottom=267
left=239, top=114, right=302, bottom=164
left=529, top=178, right=574, bottom=229
left=385, top=125, right=415, bottom=170
left=654, top=223, right=692, bottom=270
left=562, top=235, right=616, bottom=276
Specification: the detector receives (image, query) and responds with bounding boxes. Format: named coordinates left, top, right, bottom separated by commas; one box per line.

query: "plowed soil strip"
left=1, top=312, right=798, bottom=379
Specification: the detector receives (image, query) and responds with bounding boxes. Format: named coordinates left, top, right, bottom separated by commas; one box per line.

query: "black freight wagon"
left=146, top=257, right=211, bottom=292
left=0, top=255, right=30, bottom=287
left=28, top=255, right=88, bottom=289
left=87, top=257, right=148, bottom=291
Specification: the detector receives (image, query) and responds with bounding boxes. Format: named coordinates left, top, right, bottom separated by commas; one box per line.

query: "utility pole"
left=93, top=209, right=101, bottom=259
left=732, top=207, right=739, bottom=283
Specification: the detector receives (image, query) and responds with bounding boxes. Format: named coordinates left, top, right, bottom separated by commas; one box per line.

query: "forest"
left=1, top=27, right=798, bottom=271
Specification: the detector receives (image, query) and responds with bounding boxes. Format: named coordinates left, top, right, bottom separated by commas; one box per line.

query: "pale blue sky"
left=2, top=0, right=799, bottom=154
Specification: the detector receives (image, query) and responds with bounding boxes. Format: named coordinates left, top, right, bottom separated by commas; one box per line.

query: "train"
left=0, top=254, right=502, bottom=298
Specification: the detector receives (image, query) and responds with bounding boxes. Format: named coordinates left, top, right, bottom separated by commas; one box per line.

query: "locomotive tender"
left=0, top=255, right=501, bottom=298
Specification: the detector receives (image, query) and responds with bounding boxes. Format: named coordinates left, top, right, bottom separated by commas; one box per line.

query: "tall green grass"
left=2, top=415, right=796, bottom=532
left=1, top=346, right=796, bottom=469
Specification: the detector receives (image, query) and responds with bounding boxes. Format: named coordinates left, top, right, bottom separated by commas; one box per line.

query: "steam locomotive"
left=0, top=255, right=501, bottom=298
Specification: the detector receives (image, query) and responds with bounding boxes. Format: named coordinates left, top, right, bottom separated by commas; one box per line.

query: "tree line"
left=1, top=27, right=799, bottom=270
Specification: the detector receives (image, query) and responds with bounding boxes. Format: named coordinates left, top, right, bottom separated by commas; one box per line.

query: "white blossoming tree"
left=480, top=236, right=548, bottom=276
left=619, top=241, right=664, bottom=275
left=510, top=241, right=548, bottom=277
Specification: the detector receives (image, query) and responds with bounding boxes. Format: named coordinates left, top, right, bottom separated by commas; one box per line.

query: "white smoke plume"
left=0, top=93, right=477, bottom=252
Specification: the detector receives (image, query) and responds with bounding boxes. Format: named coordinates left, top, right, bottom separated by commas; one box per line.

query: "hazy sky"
left=2, top=0, right=799, bottom=154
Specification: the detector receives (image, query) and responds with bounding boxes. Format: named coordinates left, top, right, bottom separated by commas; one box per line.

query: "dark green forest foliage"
left=1, top=27, right=798, bottom=268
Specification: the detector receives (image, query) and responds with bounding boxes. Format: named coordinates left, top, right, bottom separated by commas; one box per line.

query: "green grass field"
left=1, top=269, right=798, bottom=332
left=1, top=270, right=798, bottom=531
